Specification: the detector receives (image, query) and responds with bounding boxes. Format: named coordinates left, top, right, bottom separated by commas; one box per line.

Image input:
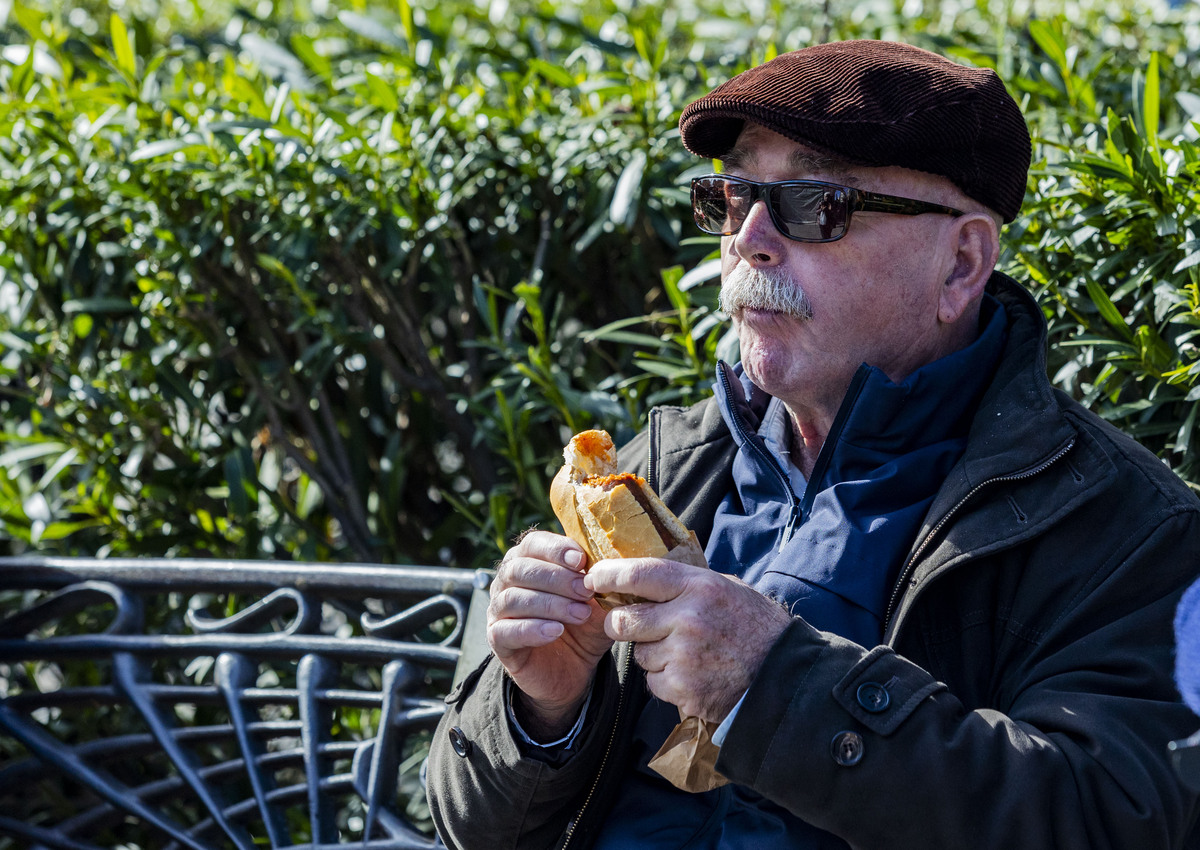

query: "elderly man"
left=426, top=40, right=1200, bottom=849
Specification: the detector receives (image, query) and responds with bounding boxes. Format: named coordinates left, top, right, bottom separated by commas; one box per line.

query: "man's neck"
left=785, top=408, right=827, bottom=480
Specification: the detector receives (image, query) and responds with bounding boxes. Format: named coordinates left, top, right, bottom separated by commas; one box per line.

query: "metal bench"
left=0, top=556, right=492, bottom=849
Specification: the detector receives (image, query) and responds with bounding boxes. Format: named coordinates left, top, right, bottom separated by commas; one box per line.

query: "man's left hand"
left=584, top=558, right=792, bottom=724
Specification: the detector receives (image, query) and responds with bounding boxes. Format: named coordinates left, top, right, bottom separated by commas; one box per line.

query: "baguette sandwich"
left=550, top=429, right=707, bottom=608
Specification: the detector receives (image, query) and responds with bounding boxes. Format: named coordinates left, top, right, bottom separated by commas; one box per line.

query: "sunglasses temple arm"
left=854, top=190, right=962, bottom=217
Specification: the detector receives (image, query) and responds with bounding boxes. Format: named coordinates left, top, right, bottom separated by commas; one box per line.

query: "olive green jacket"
left=427, top=274, right=1200, bottom=849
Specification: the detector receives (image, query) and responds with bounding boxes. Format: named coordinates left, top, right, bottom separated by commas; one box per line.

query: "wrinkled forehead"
left=720, top=122, right=956, bottom=202
left=720, top=124, right=856, bottom=181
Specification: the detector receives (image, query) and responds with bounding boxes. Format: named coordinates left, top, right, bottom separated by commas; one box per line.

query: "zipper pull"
left=779, top=497, right=802, bottom=551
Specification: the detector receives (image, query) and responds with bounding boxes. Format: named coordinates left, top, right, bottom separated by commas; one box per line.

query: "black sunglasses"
left=691, top=173, right=964, bottom=243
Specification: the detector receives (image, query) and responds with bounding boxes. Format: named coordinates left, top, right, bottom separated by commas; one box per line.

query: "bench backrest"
left=0, top=557, right=491, bottom=849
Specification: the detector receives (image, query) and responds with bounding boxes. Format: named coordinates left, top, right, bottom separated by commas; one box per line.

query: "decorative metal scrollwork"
left=187, top=588, right=318, bottom=637
left=0, top=557, right=485, bottom=849
left=0, top=580, right=141, bottom=639
left=360, top=593, right=467, bottom=646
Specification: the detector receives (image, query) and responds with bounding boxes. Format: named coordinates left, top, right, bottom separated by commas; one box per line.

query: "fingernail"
left=540, top=622, right=564, bottom=639
left=572, top=577, right=589, bottom=597
left=568, top=602, right=591, bottom=620
left=564, top=549, right=584, bottom=569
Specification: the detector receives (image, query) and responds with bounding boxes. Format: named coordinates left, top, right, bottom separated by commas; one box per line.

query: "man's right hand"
left=487, top=530, right=613, bottom=740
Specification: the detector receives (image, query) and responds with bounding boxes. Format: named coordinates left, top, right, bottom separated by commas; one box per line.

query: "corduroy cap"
left=679, top=40, right=1031, bottom=222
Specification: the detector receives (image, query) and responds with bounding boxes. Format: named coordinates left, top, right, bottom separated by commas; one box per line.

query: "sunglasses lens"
left=771, top=184, right=847, bottom=241
left=691, top=177, right=848, bottom=241
left=692, top=176, right=751, bottom=235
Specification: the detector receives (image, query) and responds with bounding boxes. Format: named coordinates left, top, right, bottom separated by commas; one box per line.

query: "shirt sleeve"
left=712, top=689, right=748, bottom=747
left=505, top=676, right=594, bottom=756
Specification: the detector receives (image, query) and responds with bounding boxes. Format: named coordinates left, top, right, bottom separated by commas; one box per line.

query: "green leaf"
left=7, top=42, right=38, bottom=96
left=1135, top=324, right=1172, bottom=372
left=585, top=328, right=663, bottom=347
left=438, top=488, right=486, bottom=532
left=1173, top=242, right=1200, bottom=275
left=514, top=283, right=545, bottom=340
left=529, top=59, right=575, bottom=89
left=660, top=264, right=687, bottom=314
left=1082, top=361, right=1120, bottom=406
left=366, top=72, right=399, bottom=112
left=632, top=27, right=651, bottom=67
left=609, top=149, right=646, bottom=228
left=398, top=0, right=415, bottom=44
left=0, top=442, right=72, bottom=468
left=1085, top=279, right=1134, bottom=342
left=239, top=33, right=308, bottom=82
left=1176, top=403, right=1198, bottom=457
left=36, top=448, right=81, bottom=491
left=62, top=298, right=135, bottom=314
left=636, top=359, right=692, bottom=379
left=295, top=475, right=324, bottom=519
left=81, top=104, right=123, bottom=140
left=289, top=34, right=330, bottom=77
left=1028, top=20, right=1067, bottom=73
left=206, top=119, right=274, bottom=134
left=1142, top=53, right=1160, bottom=154
left=338, top=11, right=406, bottom=48
left=224, top=449, right=254, bottom=516
left=33, top=519, right=103, bottom=542
left=110, top=14, right=136, bottom=77
left=256, top=253, right=296, bottom=287
left=129, top=135, right=203, bottom=162
left=489, top=491, right=510, bottom=551
left=0, top=331, right=32, bottom=353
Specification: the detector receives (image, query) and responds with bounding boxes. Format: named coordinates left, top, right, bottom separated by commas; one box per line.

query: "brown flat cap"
left=679, top=40, right=1031, bottom=222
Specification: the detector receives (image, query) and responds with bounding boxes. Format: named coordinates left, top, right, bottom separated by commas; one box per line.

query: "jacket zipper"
left=882, top=435, right=1077, bottom=635
left=647, top=408, right=660, bottom=493
left=558, top=634, right=634, bottom=849
left=716, top=364, right=803, bottom=549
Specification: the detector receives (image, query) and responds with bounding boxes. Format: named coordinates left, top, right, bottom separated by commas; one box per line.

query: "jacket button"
left=831, top=731, right=864, bottom=766
left=449, top=726, right=472, bottom=758
left=856, top=682, right=890, bottom=713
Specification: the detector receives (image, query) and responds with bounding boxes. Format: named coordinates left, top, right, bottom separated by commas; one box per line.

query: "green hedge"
left=1, top=0, right=1198, bottom=568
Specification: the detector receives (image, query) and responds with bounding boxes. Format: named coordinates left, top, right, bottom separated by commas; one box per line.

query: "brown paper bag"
left=647, top=713, right=730, bottom=792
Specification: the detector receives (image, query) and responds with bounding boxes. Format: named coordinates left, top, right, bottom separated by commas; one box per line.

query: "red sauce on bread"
left=575, top=430, right=614, bottom=457
left=583, top=472, right=645, bottom=488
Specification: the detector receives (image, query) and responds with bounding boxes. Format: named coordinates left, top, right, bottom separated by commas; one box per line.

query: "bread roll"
left=550, top=429, right=707, bottom=608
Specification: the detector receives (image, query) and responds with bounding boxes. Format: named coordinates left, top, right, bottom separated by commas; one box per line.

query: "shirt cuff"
left=712, top=690, right=748, bottom=748
left=505, top=676, right=594, bottom=750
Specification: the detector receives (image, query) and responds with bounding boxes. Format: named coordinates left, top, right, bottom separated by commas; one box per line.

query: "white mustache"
left=719, top=264, right=813, bottom=320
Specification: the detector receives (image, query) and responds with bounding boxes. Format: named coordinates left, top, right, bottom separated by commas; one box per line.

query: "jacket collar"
left=928, top=273, right=1078, bottom=510
left=882, top=273, right=1096, bottom=640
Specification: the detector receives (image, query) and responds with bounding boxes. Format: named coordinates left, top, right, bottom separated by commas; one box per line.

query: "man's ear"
left=939, top=213, right=1000, bottom=324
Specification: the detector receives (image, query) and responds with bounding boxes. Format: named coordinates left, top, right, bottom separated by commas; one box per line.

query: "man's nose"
left=730, top=200, right=786, bottom=266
